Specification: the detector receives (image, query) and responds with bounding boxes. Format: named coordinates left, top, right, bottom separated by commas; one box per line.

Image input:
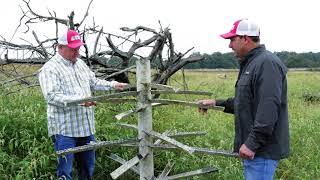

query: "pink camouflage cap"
left=220, top=19, right=260, bottom=39
left=58, top=30, right=84, bottom=48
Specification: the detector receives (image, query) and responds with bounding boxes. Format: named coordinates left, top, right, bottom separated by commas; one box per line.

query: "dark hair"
left=248, top=36, right=260, bottom=42
left=238, top=35, right=260, bottom=43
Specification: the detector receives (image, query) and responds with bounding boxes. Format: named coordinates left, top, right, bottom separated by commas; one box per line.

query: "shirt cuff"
left=215, top=99, right=226, bottom=106
left=110, top=80, right=118, bottom=89
left=245, top=134, right=260, bottom=152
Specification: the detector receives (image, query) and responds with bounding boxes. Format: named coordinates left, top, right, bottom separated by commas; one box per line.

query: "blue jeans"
left=52, top=134, right=95, bottom=180
left=243, top=157, right=279, bottom=180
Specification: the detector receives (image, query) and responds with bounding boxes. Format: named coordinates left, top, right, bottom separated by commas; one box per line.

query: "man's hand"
left=84, top=101, right=97, bottom=107
left=239, top=144, right=255, bottom=160
left=197, top=99, right=216, bottom=115
left=115, top=82, right=128, bottom=91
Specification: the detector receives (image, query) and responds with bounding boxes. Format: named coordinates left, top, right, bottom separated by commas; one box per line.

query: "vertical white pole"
left=136, top=58, right=154, bottom=179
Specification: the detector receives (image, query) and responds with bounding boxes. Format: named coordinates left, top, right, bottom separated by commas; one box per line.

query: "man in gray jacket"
left=198, top=19, right=289, bottom=180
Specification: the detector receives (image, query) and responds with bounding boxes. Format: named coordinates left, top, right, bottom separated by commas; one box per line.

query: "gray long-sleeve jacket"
left=217, top=45, right=290, bottom=160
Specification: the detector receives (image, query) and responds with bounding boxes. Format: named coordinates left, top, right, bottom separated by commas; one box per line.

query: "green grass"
left=0, top=70, right=320, bottom=179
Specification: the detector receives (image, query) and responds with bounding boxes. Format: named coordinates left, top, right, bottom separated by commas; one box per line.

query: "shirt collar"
left=240, top=45, right=266, bottom=66
left=56, top=53, right=74, bottom=66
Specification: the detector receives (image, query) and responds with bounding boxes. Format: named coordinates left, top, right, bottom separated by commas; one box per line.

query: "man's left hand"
left=84, top=101, right=97, bottom=107
left=115, top=83, right=128, bottom=91
left=239, top=144, right=255, bottom=160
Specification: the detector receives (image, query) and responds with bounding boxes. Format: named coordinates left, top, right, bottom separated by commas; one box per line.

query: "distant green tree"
left=185, top=51, right=320, bottom=69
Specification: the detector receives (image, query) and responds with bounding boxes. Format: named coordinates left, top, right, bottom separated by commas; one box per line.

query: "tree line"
left=182, top=51, right=320, bottom=69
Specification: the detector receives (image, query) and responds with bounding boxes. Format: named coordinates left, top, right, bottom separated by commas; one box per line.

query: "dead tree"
left=0, top=0, right=204, bottom=93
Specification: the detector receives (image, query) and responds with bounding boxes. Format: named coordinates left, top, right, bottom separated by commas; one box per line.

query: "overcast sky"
left=0, top=0, right=319, bottom=54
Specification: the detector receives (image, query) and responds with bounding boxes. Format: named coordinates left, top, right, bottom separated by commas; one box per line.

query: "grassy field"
left=0, top=70, right=320, bottom=179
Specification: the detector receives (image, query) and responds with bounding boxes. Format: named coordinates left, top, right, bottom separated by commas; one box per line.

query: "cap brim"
left=67, top=42, right=84, bottom=49
left=220, top=32, right=237, bottom=39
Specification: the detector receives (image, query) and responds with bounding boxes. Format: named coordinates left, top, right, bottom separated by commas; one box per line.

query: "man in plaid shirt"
left=38, top=29, right=127, bottom=180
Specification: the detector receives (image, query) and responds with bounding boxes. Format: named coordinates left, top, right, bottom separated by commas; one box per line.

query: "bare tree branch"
left=22, top=0, right=69, bottom=28
left=32, top=31, right=48, bottom=58
left=0, top=0, right=204, bottom=95
left=78, top=0, right=94, bottom=27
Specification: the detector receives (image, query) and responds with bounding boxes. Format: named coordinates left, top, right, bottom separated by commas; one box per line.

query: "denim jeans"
left=52, top=134, right=95, bottom=180
left=243, top=157, right=279, bottom=180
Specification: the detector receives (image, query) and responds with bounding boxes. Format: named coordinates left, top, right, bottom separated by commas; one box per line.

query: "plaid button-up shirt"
left=38, top=54, right=116, bottom=137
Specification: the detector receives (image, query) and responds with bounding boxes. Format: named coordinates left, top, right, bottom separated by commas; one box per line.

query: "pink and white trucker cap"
left=220, top=19, right=260, bottom=39
left=58, top=30, right=84, bottom=48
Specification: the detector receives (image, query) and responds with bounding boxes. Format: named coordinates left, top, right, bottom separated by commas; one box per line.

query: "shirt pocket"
left=61, top=73, right=78, bottom=94
left=236, top=74, right=253, bottom=103
left=77, top=72, right=91, bottom=91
